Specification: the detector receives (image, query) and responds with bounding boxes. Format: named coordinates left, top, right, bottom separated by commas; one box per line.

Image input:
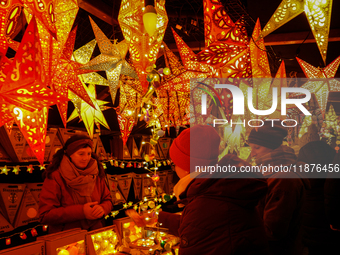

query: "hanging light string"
left=0, top=224, right=48, bottom=245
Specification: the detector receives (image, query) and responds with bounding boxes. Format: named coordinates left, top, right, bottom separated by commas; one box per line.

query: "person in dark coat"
left=128, top=125, right=269, bottom=255
left=39, top=134, right=113, bottom=233
left=297, top=140, right=337, bottom=255
left=248, top=121, right=309, bottom=255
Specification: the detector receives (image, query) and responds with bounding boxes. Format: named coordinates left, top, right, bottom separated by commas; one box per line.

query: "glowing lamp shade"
left=143, top=5, right=158, bottom=37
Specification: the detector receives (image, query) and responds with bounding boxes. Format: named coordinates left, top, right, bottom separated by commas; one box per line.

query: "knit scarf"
left=59, top=155, right=98, bottom=205
left=255, top=145, right=297, bottom=176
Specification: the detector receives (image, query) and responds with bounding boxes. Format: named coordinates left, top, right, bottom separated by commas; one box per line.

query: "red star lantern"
left=116, top=107, right=135, bottom=146
left=50, top=26, right=95, bottom=127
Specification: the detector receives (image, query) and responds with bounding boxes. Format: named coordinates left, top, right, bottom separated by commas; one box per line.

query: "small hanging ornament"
left=43, top=225, right=48, bottom=232
left=138, top=163, right=142, bottom=168
left=166, top=160, right=171, bottom=165
left=120, top=162, right=125, bottom=168
left=110, top=160, right=114, bottom=166
left=134, top=162, right=137, bottom=168
left=102, top=162, right=107, bottom=169
left=6, top=238, right=11, bottom=245
left=148, top=201, right=155, bottom=209
left=163, top=161, right=167, bottom=166
left=31, top=228, right=38, bottom=237
left=126, top=162, right=132, bottom=168
left=151, top=174, right=160, bottom=182
left=114, top=160, right=119, bottom=167
left=20, top=232, right=27, bottom=240
left=39, top=165, right=46, bottom=171
left=27, top=165, right=34, bottom=174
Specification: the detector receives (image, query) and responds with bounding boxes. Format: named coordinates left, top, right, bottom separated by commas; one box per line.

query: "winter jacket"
left=39, top=170, right=112, bottom=233
left=256, top=145, right=309, bottom=255
left=159, top=164, right=269, bottom=255
left=297, top=141, right=338, bottom=253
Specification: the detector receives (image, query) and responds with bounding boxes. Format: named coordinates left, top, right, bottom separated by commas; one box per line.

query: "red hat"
left=170, top=125, right=220, bottom=173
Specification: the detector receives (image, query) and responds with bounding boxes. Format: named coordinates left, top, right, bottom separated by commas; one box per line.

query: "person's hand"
left=83, top=202, right=100, bottom=220
left=91, top=204, right=105, bottom=218
left=125, top=209, right=158, bottom=227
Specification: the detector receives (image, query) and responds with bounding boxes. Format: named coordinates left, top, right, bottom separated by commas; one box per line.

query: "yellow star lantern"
left=68, top=83, right=110, bottom=139
left=261, top=0, right=333, bottom=64
left=118, top=0, right=168, bottom=92
left=296, top=56, right=340, bottom=116
left=72, top=39, right=109, bottom=86
left=51, top=26, right=95, bottom=128
left=0, top=0, right=22, bottom=54
left=81, top=17, right=138, bottom=104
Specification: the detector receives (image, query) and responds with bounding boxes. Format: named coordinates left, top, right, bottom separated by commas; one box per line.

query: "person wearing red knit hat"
left=39, top=134, right=113, bottom=233
left=127, top=125, right=269, bottom=255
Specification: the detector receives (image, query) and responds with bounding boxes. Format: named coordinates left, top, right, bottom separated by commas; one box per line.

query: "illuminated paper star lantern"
left=22, top=0, right=57, bottom=38
left=261, top=0, right=333, bottom=64
left=51, top=27, right=95, bottom=127
left=160, top=40, right=213, bottom=92
left=81, top=17, right=138, bottom=104
left=199, top=0, right=251, bottom=78
left=15, top=107, right=49, bottom=165
left=203, top=0, right=249, bottom=46
left=72, top=39, right=108, bottom=86
left=118, top=0, right=168, bottom=91
left=115, top=107, right=135, bottom=146
left=250, top=19, right=271, bottom=79
left=35, top=0, right=78, bottom=83
left=68, top=83, right=110, bottom=139
left=171, top=28, right=215, bottom=75
left=0, top=0, right=22, bottom=54
left=264, top=61, right=288, bottom=119
left=0, top=17, right=67, bottom=127
left=296, top=56, right=340, bottom=116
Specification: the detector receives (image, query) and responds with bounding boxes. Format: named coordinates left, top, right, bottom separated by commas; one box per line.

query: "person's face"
left=70, top=147, right=92, bottom=169
left=175, top=165, right=189, bottom=179
left=249, top=143, right=273, bottom=159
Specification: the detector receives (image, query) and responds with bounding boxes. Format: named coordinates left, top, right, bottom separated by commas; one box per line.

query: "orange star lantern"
left=118, top=0, right=168, bottom=92
left=22, top=0, right=57, bottom=38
